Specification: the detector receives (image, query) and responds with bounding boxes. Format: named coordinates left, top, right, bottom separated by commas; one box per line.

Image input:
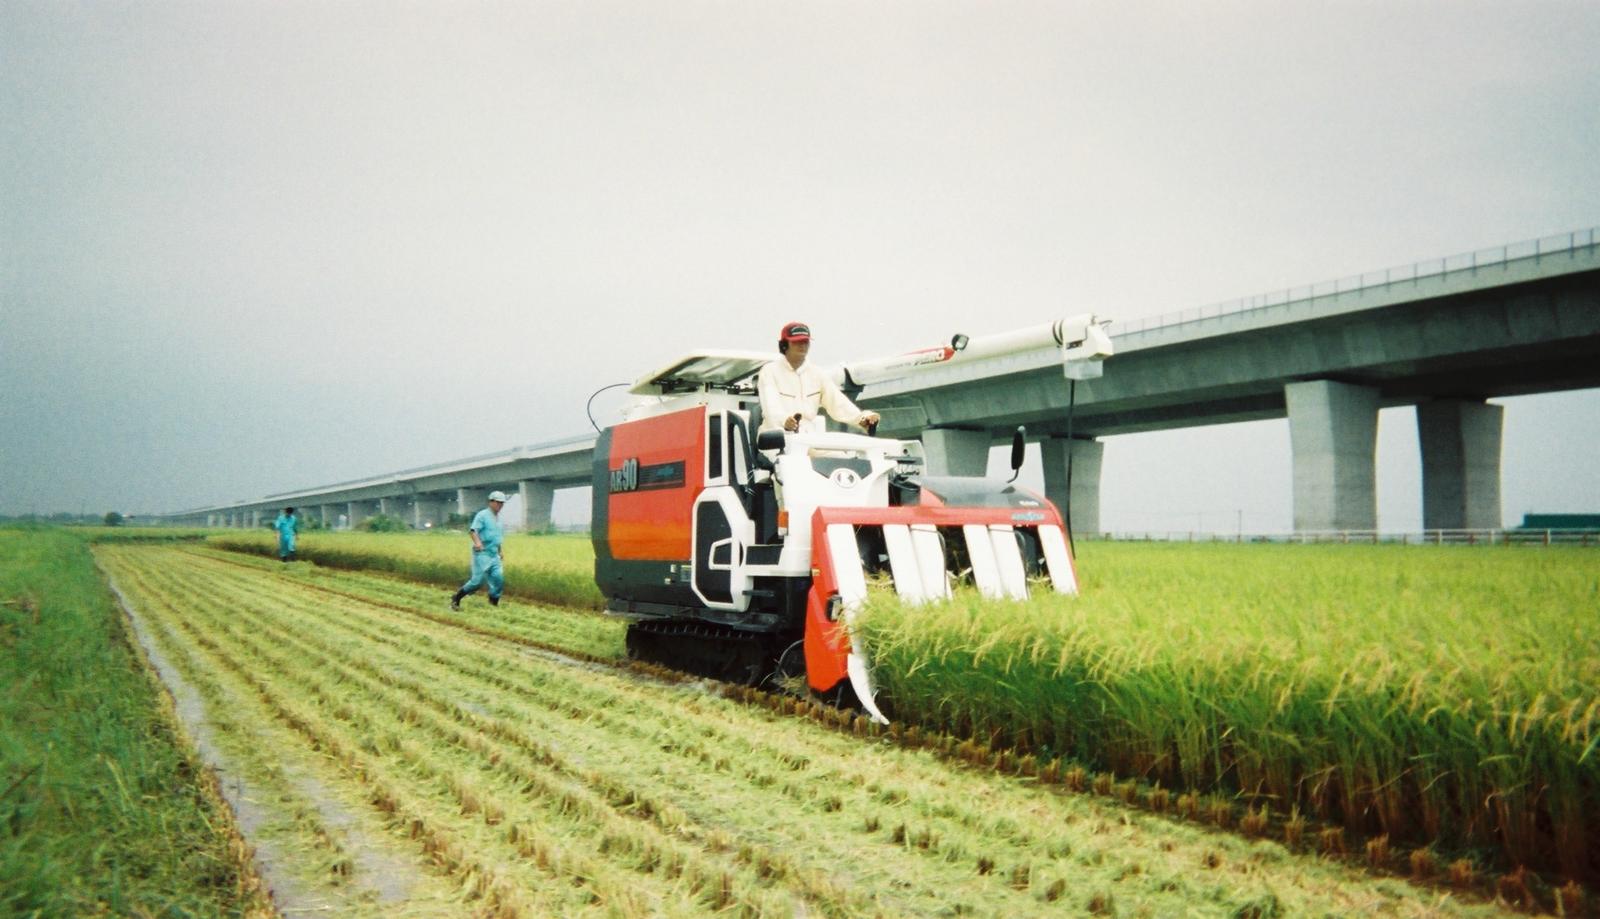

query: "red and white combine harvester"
left=591, top=316, right=1113, bottom=722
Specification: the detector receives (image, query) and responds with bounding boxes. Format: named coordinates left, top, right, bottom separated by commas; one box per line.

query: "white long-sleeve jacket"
left=756, top=359, right=869, bottom=434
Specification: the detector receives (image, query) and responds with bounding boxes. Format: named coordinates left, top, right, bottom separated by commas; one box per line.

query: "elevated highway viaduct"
left=865, top=228, right=1599, bottom=532
left=163, top=228, right=1598, bottom=535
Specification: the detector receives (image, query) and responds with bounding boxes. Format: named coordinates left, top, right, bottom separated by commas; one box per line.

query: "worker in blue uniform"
left=450, top=490, right=508, bottom=610
left=273, top=506, right=299, bottom=562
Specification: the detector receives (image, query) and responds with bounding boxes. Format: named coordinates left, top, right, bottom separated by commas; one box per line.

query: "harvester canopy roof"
left=629, top=350, right=774, bottom=395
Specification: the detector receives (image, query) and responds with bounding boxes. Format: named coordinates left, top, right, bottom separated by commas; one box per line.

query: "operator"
left=273, top=506, right=299, bottom=563
left=757, top=321, right=880, bottom=435
left=449, top=490, right=508, bottom=611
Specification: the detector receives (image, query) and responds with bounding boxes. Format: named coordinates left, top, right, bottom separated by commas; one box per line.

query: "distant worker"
left=273, top=506, right=299, bottom=563
left=450, top=490, right=508, bottom=610
left=757, top=321, right=880, bottom=435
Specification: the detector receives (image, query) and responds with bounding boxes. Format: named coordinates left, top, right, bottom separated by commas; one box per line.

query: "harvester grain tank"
left=591, top=316, right=1112, bottom=721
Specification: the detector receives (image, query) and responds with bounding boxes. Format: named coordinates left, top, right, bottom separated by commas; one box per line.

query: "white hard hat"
left=487, top=490, right=509, bottom=503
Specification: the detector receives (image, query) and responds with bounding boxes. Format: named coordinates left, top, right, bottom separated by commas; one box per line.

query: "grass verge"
left=0, top=526, right=272, bottom=917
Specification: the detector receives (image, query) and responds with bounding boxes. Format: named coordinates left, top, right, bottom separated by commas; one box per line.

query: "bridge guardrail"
left=1114, top=226, right=1599, bottom=336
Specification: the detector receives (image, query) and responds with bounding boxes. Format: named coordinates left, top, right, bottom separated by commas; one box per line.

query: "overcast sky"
left=3, top=2, right=1597, bottom=532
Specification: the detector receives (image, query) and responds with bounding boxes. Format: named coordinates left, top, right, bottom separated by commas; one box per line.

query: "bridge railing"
left=1096, top=529, right=1599, bottom=546
left=1114, top=226, right=1599, bottom=336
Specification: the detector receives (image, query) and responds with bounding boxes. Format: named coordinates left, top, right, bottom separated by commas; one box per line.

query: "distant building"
left=1519, top=513, right=1600, bottom=530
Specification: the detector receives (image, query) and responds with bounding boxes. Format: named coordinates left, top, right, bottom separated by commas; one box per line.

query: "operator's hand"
left=859, top=411, right=881, bottom=432
left=784, top=412, right=802, bottom=433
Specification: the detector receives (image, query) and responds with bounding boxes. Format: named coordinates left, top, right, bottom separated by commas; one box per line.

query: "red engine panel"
left=605, top=406, right=705, bottom=562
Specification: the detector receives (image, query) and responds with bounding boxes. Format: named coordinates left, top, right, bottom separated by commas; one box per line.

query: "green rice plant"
left=859, top=541, right=1600, bottom=883
left=208, top=529, right=605, bottom=608
left=82, top=525, right=217, bottom=543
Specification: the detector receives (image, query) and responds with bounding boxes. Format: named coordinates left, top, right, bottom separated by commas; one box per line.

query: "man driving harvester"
left=756, top=321, right=880, bottom=435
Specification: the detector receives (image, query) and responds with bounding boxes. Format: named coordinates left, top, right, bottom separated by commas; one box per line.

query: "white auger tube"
left=838, top=313, right=1112, bottom=387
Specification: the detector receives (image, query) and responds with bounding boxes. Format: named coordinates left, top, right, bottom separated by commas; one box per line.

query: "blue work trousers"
left=460, top=550, right=504, bottom=599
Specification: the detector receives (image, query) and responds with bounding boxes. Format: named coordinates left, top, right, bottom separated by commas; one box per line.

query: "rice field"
left=93, top=543, right=1526, bottom=917
left=185, top=529, right=1597, bottom=901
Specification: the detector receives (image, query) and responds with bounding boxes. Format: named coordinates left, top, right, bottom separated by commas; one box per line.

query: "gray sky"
left=3, top=2, right=1597, bottom=532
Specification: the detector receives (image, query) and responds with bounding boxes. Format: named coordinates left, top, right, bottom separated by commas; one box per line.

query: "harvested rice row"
left=192, top=575, right=863, bottom=918
left=174, top=549, right=1125, bottom=879
left=106, top=558, right=466, bottom=917
left=106, top=551, right=678, bottom=917
left=154, top=549, right=1051, bottom=916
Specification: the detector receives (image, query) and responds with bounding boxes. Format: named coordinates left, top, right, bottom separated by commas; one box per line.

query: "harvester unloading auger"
left=591, top=316, right=1113, bottom=722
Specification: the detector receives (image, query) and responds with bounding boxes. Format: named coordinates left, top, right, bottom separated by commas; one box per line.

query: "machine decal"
left=609, top=458, right=686, bottom=493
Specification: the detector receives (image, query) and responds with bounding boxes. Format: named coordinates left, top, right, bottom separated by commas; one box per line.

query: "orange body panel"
left=607, top=406, right=705, bottom=561
left=804, top=524, right=852, bottom=693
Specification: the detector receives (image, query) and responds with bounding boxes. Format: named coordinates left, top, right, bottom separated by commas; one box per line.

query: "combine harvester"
left=591, top=317, right=1113, bottom=722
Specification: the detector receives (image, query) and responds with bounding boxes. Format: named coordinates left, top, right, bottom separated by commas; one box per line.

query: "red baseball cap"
left=780, top=322, right=811, bottom=342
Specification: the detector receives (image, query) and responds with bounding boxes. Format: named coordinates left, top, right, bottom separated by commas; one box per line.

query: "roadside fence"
left=1095, top=529, right=1599, bottom=547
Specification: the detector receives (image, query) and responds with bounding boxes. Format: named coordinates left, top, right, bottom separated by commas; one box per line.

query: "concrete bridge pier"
left=1418, top=398, right=1503, bottom=530
left=518, top=480, right=555, bottom=533
left=379, top=496, right=410, bottom=523
left=1286, top=380, right=1378, bottom=532
left=249, top=510, right=262, bottom=528
left=1042, top=437, right=1104, bottom=535
left=347, top=500, right=378, bottom=529
left=457, top=488, right=492, bottom=517
left=318, top=504, right=339, bottom=529
left=921, top=428, right=990, bottom=476
left=412, top=493, right=449, bottom=529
